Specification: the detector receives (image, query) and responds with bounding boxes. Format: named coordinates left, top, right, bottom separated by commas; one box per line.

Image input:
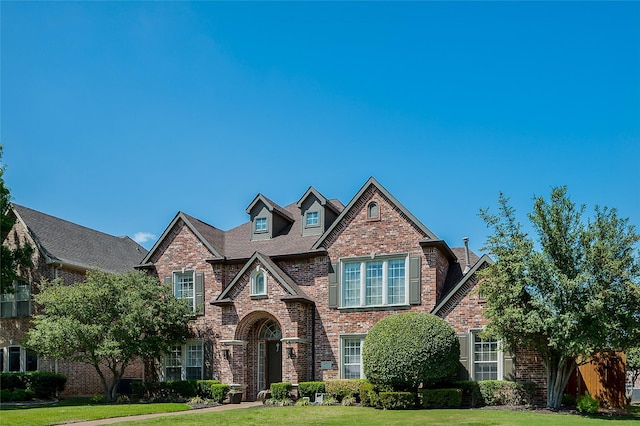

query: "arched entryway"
left=257, top=319, right=282, bottom=391
left=234, top=312, right=283, bottom=399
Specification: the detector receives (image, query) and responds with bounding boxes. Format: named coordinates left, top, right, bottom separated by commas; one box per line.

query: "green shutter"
left=503, top=348, right=515, bottom=381
left=409, top=256, right=421, bottom=305
left=457, top=333, right=470, bottom=380
left=328, top=263, right=338, bottom=308
left=195, top=272, right=205, bottom=315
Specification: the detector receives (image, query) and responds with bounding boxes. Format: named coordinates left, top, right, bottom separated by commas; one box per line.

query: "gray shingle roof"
left=13, top=204, right=148, bottom=274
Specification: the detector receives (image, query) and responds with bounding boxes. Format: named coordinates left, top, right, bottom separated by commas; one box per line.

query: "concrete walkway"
left=65, top=401, right=264, bottom=425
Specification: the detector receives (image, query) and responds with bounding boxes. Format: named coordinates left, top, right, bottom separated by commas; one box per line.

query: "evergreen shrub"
left=363, top=312, right=459, bottom=391
left=297, top=381, right=325, bottom=400
left=419, top=388, right=462, bottom=409
left=270, top=382, right=292, bottom=400
left=378, top=391, right=416, bottom=410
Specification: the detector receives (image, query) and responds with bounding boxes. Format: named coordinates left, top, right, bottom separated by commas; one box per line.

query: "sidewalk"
left=66, top=401, right=264, bottom=425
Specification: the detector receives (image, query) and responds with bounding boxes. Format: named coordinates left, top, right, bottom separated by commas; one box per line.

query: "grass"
left=0, top=397, right=191, bottom=426
left=1, top=400, right=639, bottom=426
left=119, top=406, right=640, bottom=426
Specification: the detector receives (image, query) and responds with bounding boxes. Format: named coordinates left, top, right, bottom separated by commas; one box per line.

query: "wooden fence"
left=565, top=352, right=627, bottom=408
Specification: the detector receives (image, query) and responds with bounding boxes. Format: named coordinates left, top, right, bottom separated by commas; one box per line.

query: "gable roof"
left=246, top=194, right=294, bottom=222
left=140, top=212, right=224, bottom=265
left=213, top=252, right=313, bottom=305
left=312, top=176, right=439, bottom=250
left=12, top=204, right=147, bottom=274
left=431, top=254, right=492, bottom=316
left=296, top=187, right=341, bottom=214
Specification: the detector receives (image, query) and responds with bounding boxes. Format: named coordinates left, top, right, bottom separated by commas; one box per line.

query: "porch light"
left=287, top=347, right=295, bottom=359
left=223, top=349, right=230, bottom=360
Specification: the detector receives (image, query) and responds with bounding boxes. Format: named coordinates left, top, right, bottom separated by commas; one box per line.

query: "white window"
left=164, top=341, right=203, bottom=381
left=1, top=281, right=31, bottom=318
left=173, top=271, right=195, bottom=311
left=251, top=269, right=267, bottom=296
left=306, top=211, right=319, bottom=227
left=472, top=332, right=500, bottom=381
left=341, top=257, right=407, bottom=307
left=255, top=217, right=267, bottom=232
left=0, top=346, right=37, bottom=372
left=341, top=336, right=366, bottom=379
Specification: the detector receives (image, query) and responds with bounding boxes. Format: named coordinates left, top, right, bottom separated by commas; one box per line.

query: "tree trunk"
left=544, top=353, right=576, bottom=409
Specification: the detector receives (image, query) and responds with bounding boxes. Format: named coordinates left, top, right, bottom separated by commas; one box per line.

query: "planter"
left=229, top=392, right=243, bottom=404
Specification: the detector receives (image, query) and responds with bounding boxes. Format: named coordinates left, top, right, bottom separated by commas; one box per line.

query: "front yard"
left=1, top=400, right=639, bottom=426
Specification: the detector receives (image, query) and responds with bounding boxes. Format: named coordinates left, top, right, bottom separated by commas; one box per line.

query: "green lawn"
left=1, top=401, right=639, bottom=426
left=0, top=398, right=191, bottom=426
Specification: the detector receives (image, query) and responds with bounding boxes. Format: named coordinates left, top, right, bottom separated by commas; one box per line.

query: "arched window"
left=251, top=269, right=267, bottom=295
left=367, top=202, right=379, bottom=220
left=258, top=319, right=282, bottom=340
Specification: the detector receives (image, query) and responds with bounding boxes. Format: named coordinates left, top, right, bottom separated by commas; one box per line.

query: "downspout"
left=311, top=304, right=316, bottom=381
left=463, top=237, right=471, bottom=274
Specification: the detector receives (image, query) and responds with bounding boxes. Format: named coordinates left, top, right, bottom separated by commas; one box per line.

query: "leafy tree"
left=0, top=145, right=33, bottom=293
left=479, top=187, right=640, bottom=409
left=627, top=347, right=640, bottom=395
left=25, top=270, right=193, bottom=402
left=362, top=312, right=459, bottom=395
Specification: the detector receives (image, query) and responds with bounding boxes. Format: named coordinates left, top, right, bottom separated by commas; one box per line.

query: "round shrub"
left=363, top=312, right=459, bottom=391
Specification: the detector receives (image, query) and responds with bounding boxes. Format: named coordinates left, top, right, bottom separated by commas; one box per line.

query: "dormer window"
left=255, top=217, right=267, bottom=232
left=367, top=202, right=379, bottom=220
left=306, top=211, right=319, bottom=227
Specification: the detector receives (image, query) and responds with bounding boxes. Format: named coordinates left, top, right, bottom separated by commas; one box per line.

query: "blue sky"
left=1, top=1, right=639, bottom=255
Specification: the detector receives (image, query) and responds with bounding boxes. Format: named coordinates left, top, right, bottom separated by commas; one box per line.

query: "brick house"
left=0, top=204, right=147, bottom=395
left=139, top=177, right=547, bottom=401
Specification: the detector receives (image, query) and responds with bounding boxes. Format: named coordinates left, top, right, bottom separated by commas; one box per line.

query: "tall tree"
left=26, top=270, right=193, bottom=402
left=0, top=145, right=33, bottom=293
left=479, top=187, right=640, bottom=409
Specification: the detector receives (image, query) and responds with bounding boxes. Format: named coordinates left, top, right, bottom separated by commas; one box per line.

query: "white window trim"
left=339, top=255, right=409, bottom=308
left=469, top=329, right=503, bottom=381
left=172, top=270, right=196, bottom=311
left=1, top=346, right=38, bottom=372
left=250, top=268, right=267, bottom=296
left=340, top=335, right=366, bottom=379
left=163, top=339, right=204, bottom=381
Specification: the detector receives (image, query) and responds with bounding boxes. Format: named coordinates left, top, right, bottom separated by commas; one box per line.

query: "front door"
left=266, top=341, right=282, bottom=388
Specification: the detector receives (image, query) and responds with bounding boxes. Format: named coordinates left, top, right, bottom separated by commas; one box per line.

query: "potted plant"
left=229, top=390, right=243, bottom=404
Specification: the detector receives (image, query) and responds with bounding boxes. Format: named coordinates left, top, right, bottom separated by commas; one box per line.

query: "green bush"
left=378, top=391, right=416, bottom=410
left=452, top=381, right=482, bottom=407
left=10, top=389, right=28, bottom=402
left=210, top=384, right=230, bottom=403
left=562, top=393, right=576, bottom=407
left=297, top=381, right=325, bottom=400
left=477, top=380, right=536, bottom=406
left=577, top=392, right=599, bottom=414
left=419, top=388, right=462, bottom=409
left=0, top=389, right=11, bottom=402
left=196, top=380, right=221, bottom=398
left=0, top=372, right=27, bottom=390
left=270, top=382, right=292, bottom=400
left=165, top=380, right=198, bottom=398
left=325, top=379, right=367, bottom=402
left=88, top=394, right=107, bottom=404
left=363, top=312, right=459, bottom=391
left=24, top=371, right=67, bottom=398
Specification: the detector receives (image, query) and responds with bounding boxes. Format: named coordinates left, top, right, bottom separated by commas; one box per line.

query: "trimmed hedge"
left=210, top=384, right=230, bottom=403
left=270, top=382, right=292, bottom=400
left=0, top=372, right=67, bottom=399
left=325, top=379, right=367, bottom=402
left=419, top=388, right=462, bottom=409
left=452, top=380, right=482, bottom=407
left=298, top=381, right=325, bottom=400
left=379, top=391, right=416, bottom=410
left=477, top=380, right=536, bottom=406
left=196, top=380, right=221, bottom=399
left=363, top=312, right=459, bottom=391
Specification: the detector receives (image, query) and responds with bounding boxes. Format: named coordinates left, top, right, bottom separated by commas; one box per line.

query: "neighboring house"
left=138, top=177, right=549, bottom=401
left=0, top=204, right=147, bottom=395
